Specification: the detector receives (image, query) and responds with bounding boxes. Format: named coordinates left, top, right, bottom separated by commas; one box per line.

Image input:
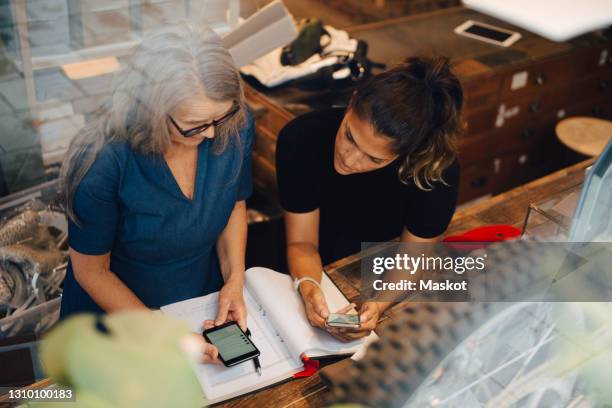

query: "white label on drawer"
left=518, top=154, right=528, bottom=164
left=506, top=105, right=520, bottom=118
left=511, top=71, right=528, bottom=90
left=494, top=158, right=501, bottom=173
left=599, top=49, right=609, bottom=66
left=496, top=105, right=506, bottom=128
left=496, top=104, right=521, bottom=128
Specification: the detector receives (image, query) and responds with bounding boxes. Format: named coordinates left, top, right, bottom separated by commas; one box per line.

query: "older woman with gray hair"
left=59, top=21, right=253, bottom=359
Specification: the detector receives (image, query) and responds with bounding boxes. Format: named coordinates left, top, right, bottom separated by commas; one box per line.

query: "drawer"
left=498, top=149, right=563, bottom=193
left=499, top=55, right=575, bottom=99
left=253, top=110, right=291, bottom=138
left=458, top=157, right=511, bottom=203
left=463, top=95, right=558, bottom=137
left=464, top=82, right=575, bottom=137
left=253, top=125, right=277, bottom=165
left=572, top=71, right=612, bottom=104
left=573, top=44, right=612, bottom=78
left=492, top=87, right=573, bottom=131
left=564, top=95, right=612, bottom=120
left=245, top=87, right=293, bottom=136
left=252, top=152, right=278, bottom=200
left=457, top=120, right=550, bottom=165
left=464, top=107, right=498, bottom=136
left=457, top=147, right=558, bottom=203
left=462, top=89, right=500, bottom=114
left=460, top=74, right=501, bottom=114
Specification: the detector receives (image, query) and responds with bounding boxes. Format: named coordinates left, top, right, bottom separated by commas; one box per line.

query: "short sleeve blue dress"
left=60, top=113, right=254, bottom=318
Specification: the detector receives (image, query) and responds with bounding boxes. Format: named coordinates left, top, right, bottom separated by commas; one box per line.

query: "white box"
left=221, top=0, right=297, bottom=68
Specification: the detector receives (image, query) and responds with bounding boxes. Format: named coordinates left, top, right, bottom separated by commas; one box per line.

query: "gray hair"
left=60, top=21, right=247, bottom=223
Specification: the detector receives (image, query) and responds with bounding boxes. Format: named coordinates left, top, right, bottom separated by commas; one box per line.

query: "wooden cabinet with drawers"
left=244, top=6, right=612, bottom=204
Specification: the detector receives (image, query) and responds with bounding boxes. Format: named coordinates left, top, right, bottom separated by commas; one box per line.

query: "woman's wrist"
left=298, top=280, right=320, bottom=298
left=224, top=269, right=245, bottom=287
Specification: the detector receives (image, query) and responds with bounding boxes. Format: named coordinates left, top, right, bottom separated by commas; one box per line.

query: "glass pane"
left=0, top=0, right=239, bottom=199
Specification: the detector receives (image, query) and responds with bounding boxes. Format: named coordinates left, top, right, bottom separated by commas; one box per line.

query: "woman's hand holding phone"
left=298, top=280, right=330, bottom=329
left=199, top=279, right=247, bottom=365
left=325, top=302, right=381, bottom=342
left=214, top=279, right=248, bottom=331
left=298, top=281, right=380, bottom=342
left=181, top=333, right=223, bottom=365
left=200, top=339, right=222, bottom=364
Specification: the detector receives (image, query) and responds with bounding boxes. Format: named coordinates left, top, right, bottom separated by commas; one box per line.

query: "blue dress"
left=60, top=114, right=254, bottom=318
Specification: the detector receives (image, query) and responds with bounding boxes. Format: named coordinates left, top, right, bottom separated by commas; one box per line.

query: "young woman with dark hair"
left=276, top=57, right=463, bottom=341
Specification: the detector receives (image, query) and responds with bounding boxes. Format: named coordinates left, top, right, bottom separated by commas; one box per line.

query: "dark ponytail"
left=348, top=56, right=463, bottom=190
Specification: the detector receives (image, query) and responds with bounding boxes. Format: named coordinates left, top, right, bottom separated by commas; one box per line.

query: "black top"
left=276, top=108, right=459, bottom=265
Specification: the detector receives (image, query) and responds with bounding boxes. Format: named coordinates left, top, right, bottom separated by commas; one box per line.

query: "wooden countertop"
left=3, top=159, right=593, bottom=407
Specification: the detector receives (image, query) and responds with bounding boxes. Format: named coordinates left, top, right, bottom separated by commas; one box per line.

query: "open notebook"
left=161, top=267, right=377, bottom=404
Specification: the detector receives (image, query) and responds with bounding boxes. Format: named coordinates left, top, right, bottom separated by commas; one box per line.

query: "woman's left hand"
left=326, top=302, right=382, bottom=342
left=203, top=280, right=247, bottom=331
left=180, top=333, right=223, bottom=365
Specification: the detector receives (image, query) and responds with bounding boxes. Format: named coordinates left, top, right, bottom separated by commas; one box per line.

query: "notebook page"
left=161, top=289, right=302, bottom=402
left=245, top=267, right=375, bottom=358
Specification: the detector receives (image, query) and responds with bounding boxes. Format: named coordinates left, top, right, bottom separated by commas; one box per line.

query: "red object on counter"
left=293, top=354, right=320, bottom=378
left=443, top=225, right=521, bottom=243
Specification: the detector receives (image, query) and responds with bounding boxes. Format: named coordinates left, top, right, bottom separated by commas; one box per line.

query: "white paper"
left=161, top=289, right=301, bottom=403
left=161, top=267, right=377, bottom=403
left=245, top=267, right=377, bottom=358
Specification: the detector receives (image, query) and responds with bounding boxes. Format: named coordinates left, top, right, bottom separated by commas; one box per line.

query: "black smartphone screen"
left=465, top=23, right=513, bottom=43
left=203, top=322, right=260, bottom=366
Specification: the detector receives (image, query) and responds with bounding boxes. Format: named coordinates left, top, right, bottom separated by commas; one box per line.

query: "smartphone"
left=326, top=313, right=360, bottom=329
left=454, top=20, right=521, bottom=47
left=202, top=321, right=260, bottom=367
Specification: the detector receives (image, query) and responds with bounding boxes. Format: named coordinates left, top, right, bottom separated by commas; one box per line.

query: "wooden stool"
left=556, top=117, right=612, bottom=157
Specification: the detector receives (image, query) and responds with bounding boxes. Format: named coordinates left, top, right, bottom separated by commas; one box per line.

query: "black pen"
left=245, top=329, right=262, bottom=376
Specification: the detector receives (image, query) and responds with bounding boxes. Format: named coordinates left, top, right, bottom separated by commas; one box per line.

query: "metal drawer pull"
left=522, top=128, right=535, bottom=140
left=535, top=73, right=547, bottom=85
left=529, top=102, right=541, bottom=113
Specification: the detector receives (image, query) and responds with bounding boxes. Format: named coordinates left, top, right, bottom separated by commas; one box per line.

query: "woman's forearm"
left=73, top=264, right=147, bottom=313
left=216, top=200, right=247, bottom=285
left=287, top=242, right=324, bottom=295
left=284, top=209, right=324, bottom=293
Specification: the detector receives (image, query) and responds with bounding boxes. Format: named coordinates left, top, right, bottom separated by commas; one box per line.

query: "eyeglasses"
left=168, top=103, right=241, bottom=138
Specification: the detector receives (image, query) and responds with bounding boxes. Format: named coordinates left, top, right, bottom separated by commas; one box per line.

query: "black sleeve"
left=275, top=116, right=320, bottom=213
left=404, top=160, right=460, bottom=238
